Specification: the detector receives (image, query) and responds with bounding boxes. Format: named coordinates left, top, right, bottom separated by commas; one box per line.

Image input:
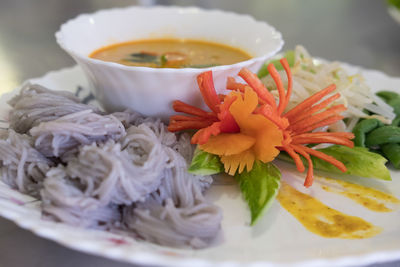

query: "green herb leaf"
left=257, top=50, right=295, bottom=78
left=187, top=147, right=224, bottom=175
left=125, top=52, right=160, bottom=63
left=235, top=161, right=281, bottom=225
left=278, top=145, right=391, bottom=181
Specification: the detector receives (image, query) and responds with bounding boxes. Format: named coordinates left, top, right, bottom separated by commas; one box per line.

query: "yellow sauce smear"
left=277, top=182, right=382, bottom=239
left=320, top=177, right=400, bottom=212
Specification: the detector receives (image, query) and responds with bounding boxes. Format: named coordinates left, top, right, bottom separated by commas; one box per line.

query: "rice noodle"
left=30, top=110, right=125, bottom=157
left=0, top=130, right=53, bottom=197
left=0, top=85, right=222, bottom=248
left=8, top=83, right=99, bottom=134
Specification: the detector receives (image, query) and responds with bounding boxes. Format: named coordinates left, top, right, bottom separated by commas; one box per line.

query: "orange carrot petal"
left=199, top=133, right=256, bottom=156
left=226, top=77, right=247, bottom=92
left=289, top=104, right=347, bottom=132
left=191, top=122, right=221, bottom=145
left=197, top=71, right=221, bottom=114
left=280, top=58, right=293, bottom=112
left=267, top=62, right=286, bottom=115
left=288, top=93, right=341, bottom=124
left=169, top=115, right=215, bottom=122
left=284, top=84, right=337, bottom=120
left=172, top=100, right=216, bottom=118
left=168, top=120, right=215, bottom=132
left=294, top=115, right=344, bottom=134
left=291, top=136, right=354, bottom=147
left=293, top=132, right=355, bottom=139
left=300, top=146, right=347, bottom=173
left=255, top=105, right=289, bottom=130
left=281, top=145, right=305, bottom=172
left=292, top=145, right=314, bottom=187
left=238, top=68, right=277, bottom=108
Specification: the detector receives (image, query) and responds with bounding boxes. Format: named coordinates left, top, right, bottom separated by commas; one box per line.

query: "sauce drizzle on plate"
left=278, top=182, right=382, bottom=239
left=320, top=176, right=400, bottom=212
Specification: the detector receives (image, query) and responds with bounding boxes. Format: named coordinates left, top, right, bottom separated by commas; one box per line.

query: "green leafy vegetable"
left=365, top=126, right=400, bottom=146
left=187, top=147, right=224, bottom=175
left=257, top=50, right=295, bottom=78
left=235, top=161, right=281, bottom=225
left=278, top=145, right=391, bottom=181
left=381, top=143, right=400, bottom=169
left=352, top=118, right=383, bottom=147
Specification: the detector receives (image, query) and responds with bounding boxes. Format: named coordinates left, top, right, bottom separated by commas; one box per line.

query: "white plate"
left=0, top=64, right=400, bottom=267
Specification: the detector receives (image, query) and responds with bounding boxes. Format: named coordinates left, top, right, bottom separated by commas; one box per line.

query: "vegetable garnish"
left=168, top=58, right=354, bottom=186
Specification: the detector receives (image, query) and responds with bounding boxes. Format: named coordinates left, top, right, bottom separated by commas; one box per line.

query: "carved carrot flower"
left=168, top=72, right=283, bottom=175
left=228, top=58, right=354, bottom=187
left=168, top=58, right=354, bottom=187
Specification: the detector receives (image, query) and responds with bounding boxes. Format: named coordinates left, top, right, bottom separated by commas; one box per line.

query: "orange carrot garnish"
left=235, top=58, right=354, bottom=187
left=168, top=58, right=354, bottom=186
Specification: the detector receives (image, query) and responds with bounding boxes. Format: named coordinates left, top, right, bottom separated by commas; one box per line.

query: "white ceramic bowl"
left=56, top=6, right=284, bottom=120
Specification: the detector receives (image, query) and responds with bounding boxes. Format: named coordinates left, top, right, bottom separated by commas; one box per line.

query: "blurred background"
left=0, top=0, right=399, bottom=266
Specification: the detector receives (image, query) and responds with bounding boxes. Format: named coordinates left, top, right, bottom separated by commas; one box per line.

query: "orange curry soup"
left=89, top=38, right=252, bottom=68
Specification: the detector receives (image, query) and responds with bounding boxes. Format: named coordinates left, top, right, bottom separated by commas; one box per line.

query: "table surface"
left=0, top=0, right=399, bottom=266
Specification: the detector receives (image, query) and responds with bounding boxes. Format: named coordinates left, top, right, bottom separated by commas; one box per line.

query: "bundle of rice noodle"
left=8, top=83, right=99, bottom=134
left=0, top=84, right=221, bottom=249
left=0, top=130, right=53, bottom=197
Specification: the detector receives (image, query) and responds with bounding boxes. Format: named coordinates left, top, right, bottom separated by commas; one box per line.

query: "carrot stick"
left=294, top=115, right=344, bottom=134
left=191, top=122, right=221, bottom=144
left=280, top=145, right=305, bottom=172
left=267, top=63, right=286, bottom=115
left=284, top=84, right=336, bottom=120
left=291, top=136, right=354, bottom=147
left=226, top=77, right=247, bottom=92
left=291, top=145, right=314, bottom=187
left=288, top=93, right=341, bottom=124
left=293, top=132, right=355, bottom=139
left=238, top=68, right=277, bottom=108
left=197, top=71, right=221, bottom=114
left=168, top=120, right=214, bottom=132
left=255, top=105, right=289, bottom=130
left=300, top=146, right=347, bottom=172
left=280, top=58, right=293, bottom=112
left=289, top=105, right=346, bottom=131
left=172, top=100, right=216, bottom=118
left=170, top=115, right=217, bottom=122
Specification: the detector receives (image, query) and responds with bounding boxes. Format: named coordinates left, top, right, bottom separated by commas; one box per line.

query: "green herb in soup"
left=89, top=38, right=252, bottom=68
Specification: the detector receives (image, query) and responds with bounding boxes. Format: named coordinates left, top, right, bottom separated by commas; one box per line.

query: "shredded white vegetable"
left=261, top=45, right=396, bottom=132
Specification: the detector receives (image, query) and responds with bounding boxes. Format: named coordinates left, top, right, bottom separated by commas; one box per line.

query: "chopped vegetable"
left=235, top=161, right=281, bottom=225
left=365, top=126, right=400, bottom=146
left=381, top=143, right=400, bottom=169
left=352, top=119, right=383, bottom=147
left=279, top=145, right=391, bottom=181
left=188, top=147, right=224, bottom=175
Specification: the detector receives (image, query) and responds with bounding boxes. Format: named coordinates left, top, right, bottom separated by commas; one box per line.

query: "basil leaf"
left=125, top=52, right=160, bottom=63
left=235, top=161, right=281, bottom=225
left=187, top=147, right=224, bottom=175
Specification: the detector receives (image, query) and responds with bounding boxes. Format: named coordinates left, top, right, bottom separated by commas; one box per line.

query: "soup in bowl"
left=56, top=6, right=284, bottom=120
